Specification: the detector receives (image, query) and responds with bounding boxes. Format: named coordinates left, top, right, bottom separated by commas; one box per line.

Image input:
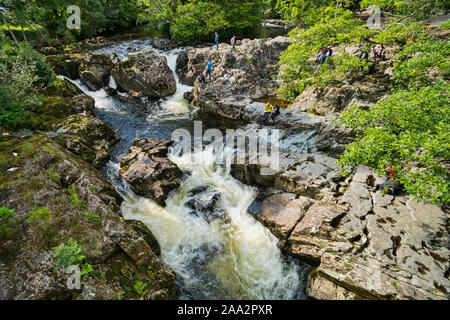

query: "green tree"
left=337, top=83, right=449, bottom=203
left=170, top=1, right=228, bottom=42
left=392, top=40, right=450, bottom=89
left=277, top=7, right=373, bottom=101
left=360, top=0, right=449, bottom=22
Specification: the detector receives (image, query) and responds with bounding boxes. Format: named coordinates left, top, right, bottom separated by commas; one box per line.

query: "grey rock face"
left=176, top=37, right=290, bottom=119
left=120, top=138, right=182, bottom=207
left=112, top=51, right=176, bottom=98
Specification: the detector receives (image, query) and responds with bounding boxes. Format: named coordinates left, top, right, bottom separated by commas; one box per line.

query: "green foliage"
left=5, top=0, right=140, bottom=42
left=22, top=142, right=36, bottom=155
left=133, top=280, right=149, bottom=296
left=53, top=237, right=85, bottom=272
left=68, top=185, right=83, bottom=208
left=112, top=290, right=123, bottom=300
left=374, top=23, right=429, bottom=46
left=80, top=262, right=96, bottom=276
left=277, top=7, right=373, bottom=101
left=337, top=84, right=450, bottom=203
left=138, top=0, right=266, bottom=40
left=393, top=40, right=450, bottom=89
left=0, top=206, right=15, bottom=224
left=0, top=44, right=55, bottom=128
left=84, top=211, right=101, bottom=226
left=360, top=0, right=448, bottom=22
left=275, top=0, right=332, bottom=27
left=0, top=206, right=15, bottom=238
left=27, top=207, right=51, bottom=223
left=48, top=171, right=61, bottom=182
left=170, top=2, right=228, bottom=42
left=438, top=20, right=450, bottom=30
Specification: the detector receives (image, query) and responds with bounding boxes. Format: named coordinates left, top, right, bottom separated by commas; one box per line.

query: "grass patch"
left=27, top=207, right=51, bottom=223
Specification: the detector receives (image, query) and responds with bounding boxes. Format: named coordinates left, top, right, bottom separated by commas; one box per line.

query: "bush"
left=0, top=206, right=15, bottom=224
left=374, top=23, right=429, bottom=46
left=0, top=45, right=55, bottom=129
left=85, top=211, right=101, bottom=226
left=53, top=237, right=85, bottom=272
left=393, top=40, right=450, bottom=89
left=27, top=207, right=51, bottom=223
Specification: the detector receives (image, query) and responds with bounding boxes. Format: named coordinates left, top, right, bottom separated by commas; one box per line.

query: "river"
left=67, top=39, right=307, bottom=300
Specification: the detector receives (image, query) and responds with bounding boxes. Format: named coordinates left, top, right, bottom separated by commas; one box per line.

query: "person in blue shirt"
left=205, top=61, right=213, bottom=81
left=215, top=32, right=219, bottom=50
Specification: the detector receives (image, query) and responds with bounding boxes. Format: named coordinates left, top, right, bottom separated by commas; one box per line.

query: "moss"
left=309, top=267, right=319, bottom=279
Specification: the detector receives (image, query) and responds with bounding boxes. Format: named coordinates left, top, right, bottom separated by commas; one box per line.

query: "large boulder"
left=120, top=138, right=182, bottom=206
left=78, top=53, right=118, bottom=91
left=176, top=37, right=290, bottom=119
left=112, top=51, right=176, bottom=98
left=248, top=190, right=313, bottom=240
left=47, top=53, right=118, bottom=90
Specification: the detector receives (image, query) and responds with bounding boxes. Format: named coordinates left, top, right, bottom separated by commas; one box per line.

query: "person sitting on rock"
left=373, top=44, right=385, bottom=61
left=315, top=47, right=326, bottom=64
left=322, top=46, right=333, bottom=65
left=205, top=61, right=213, bottom=82
left=373, top=167, right=404, bottom=195
left=270, top=104, right=281, bottom=122
left=263, top=102, right=272, bottom=123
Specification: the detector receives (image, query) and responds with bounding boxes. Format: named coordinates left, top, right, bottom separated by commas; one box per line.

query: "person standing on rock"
left=205, top=61, right=213, bottom=82
left=215, top=32, right=219, bottom=50
left=230, top=36, right=236, bottom=52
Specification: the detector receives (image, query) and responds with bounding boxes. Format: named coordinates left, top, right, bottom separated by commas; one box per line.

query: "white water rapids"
left=67, top=39, right=305, bottom=299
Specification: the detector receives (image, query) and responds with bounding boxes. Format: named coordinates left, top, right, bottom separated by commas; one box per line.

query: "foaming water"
left=121, top=146, right=304, bottom=299
left=64, top=39, right=305, bottom=299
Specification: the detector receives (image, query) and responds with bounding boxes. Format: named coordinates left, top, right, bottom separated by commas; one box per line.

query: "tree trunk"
left=1, top=15, right=20, bottom=48
left=34, top=25, right=49, bottom=44
left=20, top=22, right=28, bottom=44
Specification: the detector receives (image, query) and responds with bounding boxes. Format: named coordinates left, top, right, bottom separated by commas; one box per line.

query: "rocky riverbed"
left=1, top=34, right=448, bottom=300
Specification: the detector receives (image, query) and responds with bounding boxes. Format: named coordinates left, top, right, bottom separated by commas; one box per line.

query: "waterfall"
left=64, top=39, right=305, bottom=299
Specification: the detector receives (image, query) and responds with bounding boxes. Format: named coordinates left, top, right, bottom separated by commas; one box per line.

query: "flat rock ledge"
left=246, top=165, right=449, bottom=300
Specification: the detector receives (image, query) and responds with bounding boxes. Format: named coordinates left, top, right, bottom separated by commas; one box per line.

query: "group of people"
left=315, top=46, right=333, bottom=65
left=215, top=32, right=237, bottom=52
left=314, top=43, right=385, bottom=67
left=373, top=43, right=385, bottom=61
left=198, top=32, right=237, bottom=84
